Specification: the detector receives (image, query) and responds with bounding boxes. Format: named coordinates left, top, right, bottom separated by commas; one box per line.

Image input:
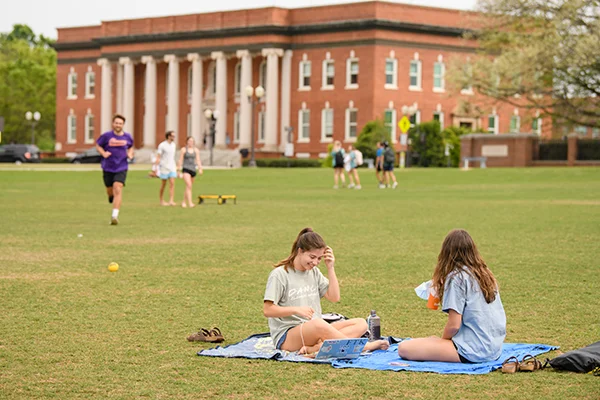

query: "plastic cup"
left=426, top=293, right=440, bottom=310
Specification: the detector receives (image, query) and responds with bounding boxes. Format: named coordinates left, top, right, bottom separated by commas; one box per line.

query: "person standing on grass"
left=263, top=228, right=390, bottom=356
left=397, top=229, right=506, bottom=363
left=177, top=136, right=203, bottom=208
left=155, top=131, right=178, bottom=206
left=95, top=114, right=134, bottom=226
left=375, top=142, right=385, bottom=189
left=345, top=144, right=362, bottom=189
left=331, top=140, right=346, bottom=189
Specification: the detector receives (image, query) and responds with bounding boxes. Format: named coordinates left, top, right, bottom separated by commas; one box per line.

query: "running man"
left=96, top=114, right=134, bottom=225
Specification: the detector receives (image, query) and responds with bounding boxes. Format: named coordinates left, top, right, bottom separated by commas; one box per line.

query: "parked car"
left=0, top=144, right=41, bottom=164
left=70, top=147, right=102, bottom=164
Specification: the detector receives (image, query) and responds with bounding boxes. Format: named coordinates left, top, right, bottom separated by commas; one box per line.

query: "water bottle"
left=367, top=310, right=381, bottom=341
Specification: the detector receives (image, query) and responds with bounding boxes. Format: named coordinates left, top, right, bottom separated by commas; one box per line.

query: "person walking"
left=155, top=131, right=178, bottom=206
left=95, top=114, right=134, bottom=226
left=375, top=142, right=385, bottom=189
left=177, top=136, right=203, bottom=208
left=331, top=140, right=346, bottom=189
left=383, top=141, right=398, bottom=189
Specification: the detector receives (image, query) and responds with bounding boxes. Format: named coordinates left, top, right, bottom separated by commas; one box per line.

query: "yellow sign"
left=398, top=116, right=411, bottom=134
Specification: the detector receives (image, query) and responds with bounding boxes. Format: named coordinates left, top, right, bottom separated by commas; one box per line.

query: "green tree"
left=442, top=126, right=470, bottom=168
left=447, top=0, right=600, bottom=129
left=0, top=24, right=56, bottom=150
left=354, top=119, right=391, bottom=161
left=408, top=121, right=446, bottom=167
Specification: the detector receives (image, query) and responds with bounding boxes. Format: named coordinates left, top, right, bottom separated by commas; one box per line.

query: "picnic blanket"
left=197, top=333, right=558, bottom=374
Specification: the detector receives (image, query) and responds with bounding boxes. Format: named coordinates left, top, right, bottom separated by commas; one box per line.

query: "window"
left=84, top=113, right=94, bottom=143
left=592, top=128, right=600, bottom=139
left=187, top=66, right=193, bottom=103
left=322, top=60, right=334, bottom=89
left=532, top=117, right=542, bottom=135
left=85, top=71, right=95, bottom=98
left=385, top=59, right=397, bottom=88
left=575, top=125, right=588, bottom=136
left=461, top=63, right=473, bottom=94
left=259, top=61, right=267, bottom=92
left=384, top=109, right=396, bottom=141
left=233, top=111, right=240, bottom=143
left=433, top=111, right=444, bottom=130
left=68, top=71, right=77, bottom=98
left=67, top=114, right=77, bottom=143
left=345, top=108, right=358, bottom=140
left=299, top=61, right=311, bottom=89
left=488, top=115, right=498, bottom=134
left=510, top=115, right=520, bottom=133
left=321, top=108, right=334, bottom=141
left=409, top=110, right=421, bottom=127
left=433, top=62, right=445, bottom=91
left=298, top=109, right=310, bottom=142
left=234, top=63, right=241, bottom=95
left=409, top=60, right=422, bottom=90
left=258, top=110, right=265, bottom=142
left=346, top=59, right=359, bottom=88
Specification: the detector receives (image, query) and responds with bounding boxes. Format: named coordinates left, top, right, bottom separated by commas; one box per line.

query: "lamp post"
left=401, top=105, right=417, bottom=168
left=25, top=111, right=41, bottom=145
left=203, top=108, right=220, bottom=166
left=245, top=85, right=265, bottom=167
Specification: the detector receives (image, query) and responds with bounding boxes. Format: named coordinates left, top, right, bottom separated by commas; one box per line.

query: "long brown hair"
left=432, top=229, right=498, bottom=304
left=274, top=228, right=326, bottom=272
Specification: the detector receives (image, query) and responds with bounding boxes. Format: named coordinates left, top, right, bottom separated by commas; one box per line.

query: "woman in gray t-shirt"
left=397, top=229, right=506, bottom=363
left=177, top=136, right=203, bottom=208
left=263, top=228, right=390, bottom=355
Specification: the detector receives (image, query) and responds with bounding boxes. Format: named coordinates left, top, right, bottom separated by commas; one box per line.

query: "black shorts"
left=182, top=168, right=197, bottom=178
left=103, top=170, right=127, bottom=188
left=383, top=162, right=394, bottom=172
left=376, top=165, right=383, bottom=172
left=452, top=340, right=474, bottom=364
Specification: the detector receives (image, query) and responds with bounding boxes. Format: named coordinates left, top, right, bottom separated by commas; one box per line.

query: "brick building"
left=53, top=1, right=551, bottom=159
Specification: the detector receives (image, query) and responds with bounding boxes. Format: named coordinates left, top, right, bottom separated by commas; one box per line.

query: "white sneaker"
left=333, top=185, right=339, bottom=189
left=348, top=183, right=355, bottom=189
left=378, top=184, right=386, bottom=189
left=110, top=217, right=119, bottom=225
left=392, top=182, right=398, bottom=189
left=355, top=185, right=362, bottom=190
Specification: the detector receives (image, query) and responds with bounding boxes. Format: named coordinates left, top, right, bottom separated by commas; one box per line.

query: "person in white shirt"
left=155, top=131, right=178, bottom=206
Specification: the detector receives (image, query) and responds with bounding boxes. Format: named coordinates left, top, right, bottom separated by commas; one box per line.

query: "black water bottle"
left=367, top=310, right=381, bottom=341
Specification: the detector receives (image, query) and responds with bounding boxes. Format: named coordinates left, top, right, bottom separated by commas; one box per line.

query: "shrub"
left=442, top=126, right=470, bottom=168
left=355, top=119, right=391, bottom=161
left=41, top=157, right=71, bottom=163
left=242, top=158, right=321, bottom=168
left=320, top=143, right=334, bottom=168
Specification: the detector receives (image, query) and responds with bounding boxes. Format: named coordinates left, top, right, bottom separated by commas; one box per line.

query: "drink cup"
left=426, top=293, right=440, bottom=310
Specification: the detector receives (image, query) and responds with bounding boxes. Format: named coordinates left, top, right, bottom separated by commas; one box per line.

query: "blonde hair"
left=274, top=228, right=327, bottom=272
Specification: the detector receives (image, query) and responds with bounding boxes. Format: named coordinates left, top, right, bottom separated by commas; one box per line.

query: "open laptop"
left=314, top=338, right=368, bottom=360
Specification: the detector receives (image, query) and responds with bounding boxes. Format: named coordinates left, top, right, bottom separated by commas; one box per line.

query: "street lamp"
left=245, top=85, right=265, bottom=167
left=204, top=108, right=220, bottom=166
left=25, top=111, right=41, bottom=145
left=401, top=105, right=417, bottom=168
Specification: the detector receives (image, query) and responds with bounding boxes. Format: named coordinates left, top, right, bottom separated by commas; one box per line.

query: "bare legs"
left=397, top=337, right=461, bottom=362
left=350, top=169, right=361, bottom=188
left=159, top=177, right=176, bottom=205
left=112, top=182, right=123, bottom=210
left=181, top=173, right=195, bottom=208
left=281, top=318, right=389, bottom=354
left=333, top=168, right=346, bottom=188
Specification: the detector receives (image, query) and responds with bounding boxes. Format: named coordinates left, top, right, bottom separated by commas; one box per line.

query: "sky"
left=1, top=0, right=478, bottom=39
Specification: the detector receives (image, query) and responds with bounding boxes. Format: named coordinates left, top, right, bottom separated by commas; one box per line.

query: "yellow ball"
left=108, top=262, right=119, bottom=272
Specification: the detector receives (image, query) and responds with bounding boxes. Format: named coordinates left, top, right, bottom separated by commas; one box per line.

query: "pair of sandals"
left=187, top=327, right=225, bottom=343
left=501, top=354, right=543, bottom=373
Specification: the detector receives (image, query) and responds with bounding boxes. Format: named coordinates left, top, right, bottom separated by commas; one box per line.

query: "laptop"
left=314, top=338, right=368, bottom=360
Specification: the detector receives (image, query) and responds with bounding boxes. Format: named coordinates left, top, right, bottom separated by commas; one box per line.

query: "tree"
left=0, top=24, right=56, bottom=149
left=354, top=119, right=391, bottom=161
left=408, top=121, right=446, bottom=167
left=447, top=0, right=600, bottom=129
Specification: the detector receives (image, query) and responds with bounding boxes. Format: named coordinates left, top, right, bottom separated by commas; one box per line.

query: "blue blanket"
left=197, top=333, right=558, bottom=374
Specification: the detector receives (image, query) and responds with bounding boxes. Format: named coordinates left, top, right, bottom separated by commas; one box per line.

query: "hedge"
left=242, top=158, right=322, bottom=168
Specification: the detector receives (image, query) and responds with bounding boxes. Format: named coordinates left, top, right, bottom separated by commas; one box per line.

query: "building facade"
left=54, top=1, right=552, bottom=158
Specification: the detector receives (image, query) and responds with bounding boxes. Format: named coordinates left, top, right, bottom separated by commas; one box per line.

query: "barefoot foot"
left=364, top=339, right=390, bottom=352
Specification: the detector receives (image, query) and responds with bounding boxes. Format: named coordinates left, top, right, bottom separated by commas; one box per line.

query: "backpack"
left=547, top=341, right=600, bottom=373
left=334, top=151, right=344, bottom=167
left=354, top=149, right=363, bottom=166
left=384, top=147, right=395, bottom=164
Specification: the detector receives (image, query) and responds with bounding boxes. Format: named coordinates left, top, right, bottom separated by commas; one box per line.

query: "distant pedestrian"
left=383, top=141, right=398, bottom=189
left=375, top=142, right=385, bottom=189
left=331, top=140, right=346, bottom=189
left=95, top=115, right=134, bottom=225
left=345, top=145, right=362, bottom=189
left=177, top=136, right=203, bottom=208
left=155, top=131, right=178, bottom=206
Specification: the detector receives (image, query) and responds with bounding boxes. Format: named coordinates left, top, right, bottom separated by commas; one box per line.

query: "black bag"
left=322, top=312, right=348, bottom=324
left=384, top=147, right=395, bottom=164
left=334, top=151, right=344, bottom=166
left=548, top=340, right=600, bottom=373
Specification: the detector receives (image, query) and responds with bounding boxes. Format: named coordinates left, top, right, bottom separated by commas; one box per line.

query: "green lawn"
left=1, top=167, right=599, bottom=399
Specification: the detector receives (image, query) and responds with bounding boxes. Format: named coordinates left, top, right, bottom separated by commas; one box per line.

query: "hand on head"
left=324, top=246, right=335, bottom=269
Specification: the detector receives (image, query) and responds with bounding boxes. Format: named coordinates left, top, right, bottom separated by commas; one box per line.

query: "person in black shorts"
left=375, top=142, right=385, bottom=188
left=177, top=136, right=203, bottom=208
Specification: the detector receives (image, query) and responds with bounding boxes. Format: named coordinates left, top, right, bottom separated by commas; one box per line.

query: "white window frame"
left=487, top=114, right=499, bottom=134
left=345, top=108, right=358, bottom=141
left=532, top=117, right=542, bottom=136
left=433, top=62, right=445, bottom=93
left=433, top=111, right=445, bottom=130
left=187, top=66, right=193, bottom=104
left=592, top=128, right=600, bottom=139
left=67, top=71, right=78, bottom=99
left=67, top=113, right=77, bottom=144
left=409, top=110, right=421, bottom=127
left=84, top=112, right=95, bottom=144
left=384, top=109, right=397, bottom=143
left=384, top=58, right=398, bottom=89
left=346, top=58, right=359, bottom=90
left=234, top=62, right=241, bottom=97
left=409, top=60, right=422, bottom=91
left=299, top=60, right=311, bottom=91
left=321, top=108, right=334, bottom=143
left=258, top=110, right=266, bottom=143
left=85, top=71, right=95, bottom=99
left=298, top=109, right=310, bottom=143
left=510, top=115, right=521, bottom=133
left=322, top=60, right=334, bottom=90
left=575, top=125, right=588, bottom=136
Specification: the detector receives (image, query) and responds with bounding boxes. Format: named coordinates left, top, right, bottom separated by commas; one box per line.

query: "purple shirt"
left=96, top=131, right=133, bottom=173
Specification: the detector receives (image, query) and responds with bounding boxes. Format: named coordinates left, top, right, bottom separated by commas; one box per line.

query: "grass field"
left=1, top=166, right=599, bottom=399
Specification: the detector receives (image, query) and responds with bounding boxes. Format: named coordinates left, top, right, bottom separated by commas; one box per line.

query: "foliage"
left=355, top=119, right=391, bottom=160
left=320, top=143, right=334, bottom=168
left=242, top=157, right=322, bottom=167
left=447, top=0, right=600, bottom=129
left=0, top=24, right=56, bottom=150
left=408, top=121, right=446, bottom=167
left=442, top=126, right=471, bottom=167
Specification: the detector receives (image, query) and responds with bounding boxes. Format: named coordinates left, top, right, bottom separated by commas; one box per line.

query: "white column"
left=262, top=48, right=283, bottom=151
left=237, top=50, right=252, bottom=149
left=164, top=55, right=180, bottom=134
left=116, top=63, right=124, bottom=113
left=187, top=53, right=203, bottom=146
left=211, top=51, right=227, bottom=148
left=141, top=56, right=156, bottom=148
left=280, top=50, right=293, bottom=150
left=119, top=57, right=135, bottom=138
left=97, top=58, right=112, bottom=133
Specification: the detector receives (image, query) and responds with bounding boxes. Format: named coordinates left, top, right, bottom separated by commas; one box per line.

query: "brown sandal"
left=208, top=327, right=225, bottom=343
left=501, top=356, right=520, bottom=373
left=187, top=328, right=221, bottom=343
left=519, top=354, right=542, bottom=372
